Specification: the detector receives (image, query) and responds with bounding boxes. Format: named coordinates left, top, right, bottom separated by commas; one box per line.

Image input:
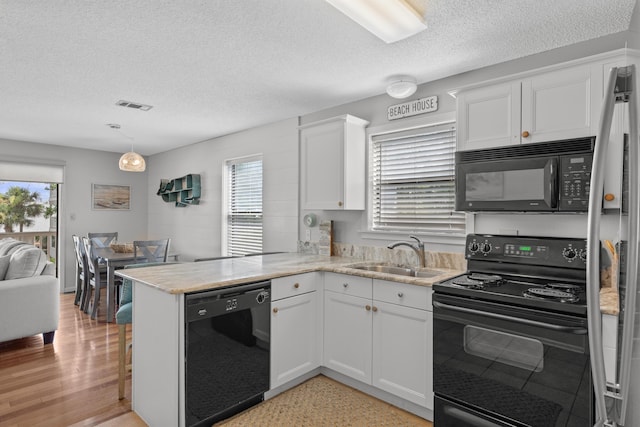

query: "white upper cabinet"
left=457, top=63, right=602, bottom=151
left=300, top=114, right=369, bottom=210
left=457, top=81, right=521, bottom=150
left=521, top=65, right=599, bottom=144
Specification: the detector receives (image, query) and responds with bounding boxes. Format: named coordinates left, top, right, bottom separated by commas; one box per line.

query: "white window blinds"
left=226, top=157, right=263, bottom=256
left=0, top=160, right=64, bottom=183
left=371, top=122, right=465, bottom=235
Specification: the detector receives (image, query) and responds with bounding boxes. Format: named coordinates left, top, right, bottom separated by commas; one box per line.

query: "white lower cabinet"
left=322, top=273, right=433, bottom=409
left=270, top=273, right=321, bottom=389
left=323, top=290, right=373, bottom=383
left=372, top=300, right=431, bottom=408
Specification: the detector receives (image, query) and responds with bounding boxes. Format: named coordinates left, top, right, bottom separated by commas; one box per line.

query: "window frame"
left=222, top=154, right=264, bottom=256
left=363, top=112, right=467, bottom=246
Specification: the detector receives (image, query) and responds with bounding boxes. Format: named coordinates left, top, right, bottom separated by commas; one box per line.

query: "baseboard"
left=264, top=368, right=322, bottom=400
left=265, top=367, right=433, bottom=422
left=320, top=368, right=434, bottom=422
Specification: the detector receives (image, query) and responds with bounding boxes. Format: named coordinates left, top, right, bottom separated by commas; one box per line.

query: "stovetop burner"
left=435, top=273, right=587, bottom=316
left=545, top=283, right=582, bottom=294
left=451, top=273, right=504, bottom=289
left=523, top=287, right=580, bottom=303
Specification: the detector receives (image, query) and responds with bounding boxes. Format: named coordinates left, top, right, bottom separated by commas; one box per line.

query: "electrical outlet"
left=305, top=229, right=311, bottom=241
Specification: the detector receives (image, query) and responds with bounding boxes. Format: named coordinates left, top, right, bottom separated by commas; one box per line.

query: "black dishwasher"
left=184, top=281, right=271, bottom=427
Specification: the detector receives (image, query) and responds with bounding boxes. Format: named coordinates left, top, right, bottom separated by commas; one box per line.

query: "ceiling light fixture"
left=107, top=124, right=146, bottom=172
left=386, top=75, right=418, bottom=99
left=119, top=150, right=146, bottom=172
left=325, top=0, right=427, bottom=43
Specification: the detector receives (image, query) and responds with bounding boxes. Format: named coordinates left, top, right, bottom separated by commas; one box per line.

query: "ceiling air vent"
left=116, top=100, right=153, bottom=111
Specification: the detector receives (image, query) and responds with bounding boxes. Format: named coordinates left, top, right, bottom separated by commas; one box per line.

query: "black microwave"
left=455, top=137, right=595, bottom=212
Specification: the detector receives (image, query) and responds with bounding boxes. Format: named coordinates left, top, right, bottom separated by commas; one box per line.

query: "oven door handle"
left=443, top=406, right=502, bottom=427
left=432, top=301, right=588, bottom=334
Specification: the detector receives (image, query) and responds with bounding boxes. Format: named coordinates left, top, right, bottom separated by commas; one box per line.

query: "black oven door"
left=433, top=293, right=593, bottom=427
left=455, top=156, right=557, bottom=212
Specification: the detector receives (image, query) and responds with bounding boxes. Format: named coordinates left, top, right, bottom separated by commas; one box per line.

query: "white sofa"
left=0, top=238, right=59, bottom=344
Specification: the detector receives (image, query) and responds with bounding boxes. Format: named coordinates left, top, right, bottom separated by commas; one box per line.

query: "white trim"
left=448, top=47, right=640, bottom=97
left=366, top=111, right=456, bottom=137
left=298, top=114, right=369, bottom=130
left=360, top=230, right=465, bottom=246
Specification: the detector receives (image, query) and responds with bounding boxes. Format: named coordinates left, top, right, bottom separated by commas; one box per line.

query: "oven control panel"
left=466, top=234, right=587, bottom=268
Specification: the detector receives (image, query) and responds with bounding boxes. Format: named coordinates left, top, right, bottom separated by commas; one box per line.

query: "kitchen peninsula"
left=117, top=252, right=462, bottom=427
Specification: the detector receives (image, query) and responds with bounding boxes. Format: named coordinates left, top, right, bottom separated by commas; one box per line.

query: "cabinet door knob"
left=604, top=193, right=615, bottom=202
left=365, top=305, right=371, bottom=311
left=338, top=201, right=343, bottom=207
left=273, top=307, right=278, bottom=313
left=343, top=283, right=349, bottom=288
left=372, top=306, right=378, bottom=312
left=397, top=292, right=404, bottom=298
left=294, top=283, right=300, bottom=289
left=522, top=131, right=530, bottom=138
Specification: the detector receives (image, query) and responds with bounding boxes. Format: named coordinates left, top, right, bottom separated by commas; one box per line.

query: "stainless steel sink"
left=351, top=265, right=415, bottom=276
left=413, top=269, right=441, bottom=278
left=349, top=264, right=442, bottom=278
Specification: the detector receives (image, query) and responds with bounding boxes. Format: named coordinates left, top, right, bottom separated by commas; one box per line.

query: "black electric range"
left=434, top=234, right=588, bottom=316
left=432, top=234, right=593, bottom=427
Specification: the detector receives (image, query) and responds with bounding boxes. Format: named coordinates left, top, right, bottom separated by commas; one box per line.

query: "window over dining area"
left=369, top=119, right=465, bottom=240
left=223, top=155, right=263, bottom=256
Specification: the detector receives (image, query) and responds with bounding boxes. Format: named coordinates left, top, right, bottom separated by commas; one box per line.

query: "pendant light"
left=108, top=124, right=146, bottom=172
left=119, top=149, right=146, bottom=172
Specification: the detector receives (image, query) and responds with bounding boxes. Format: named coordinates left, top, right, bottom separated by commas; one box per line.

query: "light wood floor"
left=0, top=292, right=432, bottom=427
left=0, top=292, right=138, bottom=426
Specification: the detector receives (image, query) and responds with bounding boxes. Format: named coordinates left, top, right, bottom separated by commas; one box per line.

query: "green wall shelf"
left=157, top=174, right=201, bottom=207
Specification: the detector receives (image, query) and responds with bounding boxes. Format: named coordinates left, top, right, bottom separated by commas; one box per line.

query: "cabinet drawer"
left=373, top=279, right=432, bottom=311
left=272, top=273, right=318, bottom=301
left=324, top=273, right=372, bottom=299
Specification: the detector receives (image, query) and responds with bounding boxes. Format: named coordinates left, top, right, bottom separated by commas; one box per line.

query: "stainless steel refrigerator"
left=588, top=64, right=639, bottom=427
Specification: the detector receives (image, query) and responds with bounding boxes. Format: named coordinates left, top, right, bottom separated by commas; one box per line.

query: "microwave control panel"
left=559, top=153, right=592, bottom=211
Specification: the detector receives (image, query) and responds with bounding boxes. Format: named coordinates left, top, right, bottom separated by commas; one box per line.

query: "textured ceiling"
left=0, top=0, right=637, bottom=156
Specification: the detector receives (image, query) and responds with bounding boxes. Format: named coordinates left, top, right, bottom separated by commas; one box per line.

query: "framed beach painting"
left=92, top=184, right=131, bottom=210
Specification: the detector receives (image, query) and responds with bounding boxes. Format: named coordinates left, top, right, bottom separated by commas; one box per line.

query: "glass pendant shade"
left=119, top=151, right=146, bottom=172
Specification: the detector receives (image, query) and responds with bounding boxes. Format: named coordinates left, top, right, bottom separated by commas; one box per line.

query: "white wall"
left=146, top=117, right=299, bottom=261
left=0, top=138, right=149, bottom=292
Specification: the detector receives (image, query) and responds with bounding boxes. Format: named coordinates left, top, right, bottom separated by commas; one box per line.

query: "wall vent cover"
left=116, top=100, right=153, bottom=111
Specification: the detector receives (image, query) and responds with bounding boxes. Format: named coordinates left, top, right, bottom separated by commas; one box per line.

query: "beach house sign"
left=387, top=96, right=438, bottom=121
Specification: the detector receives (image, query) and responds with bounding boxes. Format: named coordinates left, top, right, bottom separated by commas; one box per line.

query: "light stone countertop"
left=115, top=252, right=464, bottom=295
left=116, top=252, right=618, bottom=315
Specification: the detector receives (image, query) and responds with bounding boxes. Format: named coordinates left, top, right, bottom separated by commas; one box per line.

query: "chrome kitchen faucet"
left=388, top=235, right=426, bottom=268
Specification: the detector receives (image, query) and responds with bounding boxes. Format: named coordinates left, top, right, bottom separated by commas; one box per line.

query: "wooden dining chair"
left=88, top=232, right=118, bottom=249
left=82, top=236, right=109, bottom=319
left=133, top=239, right=170, bottom=263
left=72, top=235, right=89, bottom=309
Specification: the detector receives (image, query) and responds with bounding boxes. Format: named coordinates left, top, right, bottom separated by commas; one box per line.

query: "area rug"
left=215, top=375, right=431, bottom=426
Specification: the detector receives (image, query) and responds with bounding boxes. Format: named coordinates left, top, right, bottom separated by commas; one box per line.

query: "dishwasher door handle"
left=432, top=301, right=588, bottom=334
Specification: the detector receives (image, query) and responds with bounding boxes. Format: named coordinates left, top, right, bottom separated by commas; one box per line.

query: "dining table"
left=93, top=247, right=179, bottom=323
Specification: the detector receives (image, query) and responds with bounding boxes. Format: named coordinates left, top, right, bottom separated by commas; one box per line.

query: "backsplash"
left=297, top=241, right=466, bottom=271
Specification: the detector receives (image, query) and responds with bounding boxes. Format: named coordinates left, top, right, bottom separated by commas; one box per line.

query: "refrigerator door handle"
left=588, top=64, right=639, bottom=427
left=587, top=66, right=618, bottom=427
left=617, top=65, right=639, bottom=427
